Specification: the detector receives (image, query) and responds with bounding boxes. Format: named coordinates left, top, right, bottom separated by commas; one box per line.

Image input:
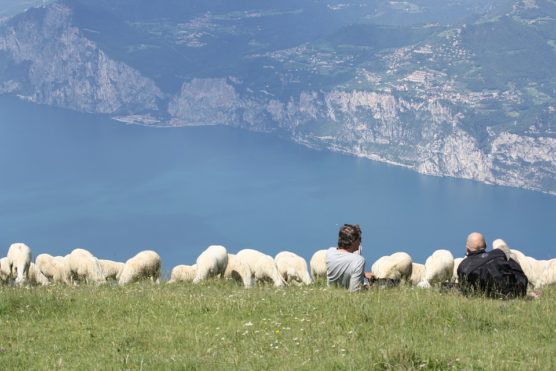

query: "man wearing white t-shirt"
left=326, top=224, right=373, bottom=292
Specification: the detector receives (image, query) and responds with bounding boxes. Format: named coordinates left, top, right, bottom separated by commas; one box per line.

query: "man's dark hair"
left=338, top=224, right=362, bottom=249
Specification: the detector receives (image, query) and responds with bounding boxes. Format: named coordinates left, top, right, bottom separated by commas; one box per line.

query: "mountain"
left=0, top=0, right=554, bottom=194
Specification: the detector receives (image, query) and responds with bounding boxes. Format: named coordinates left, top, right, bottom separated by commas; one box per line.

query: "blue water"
left=0, top=96, right=554, bottom=272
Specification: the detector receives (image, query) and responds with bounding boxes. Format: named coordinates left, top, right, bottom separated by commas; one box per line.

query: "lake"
left=0, top=96, right=554, bottom=273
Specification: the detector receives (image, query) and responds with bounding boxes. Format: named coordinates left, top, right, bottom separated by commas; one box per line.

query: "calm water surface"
left=0, top=97, right=554, bottom=272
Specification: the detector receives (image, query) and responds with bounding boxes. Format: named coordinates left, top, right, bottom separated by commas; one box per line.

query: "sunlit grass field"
left=0, top=280, right=554, bottom=370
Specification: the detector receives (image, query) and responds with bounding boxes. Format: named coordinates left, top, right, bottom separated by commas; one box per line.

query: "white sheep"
left=409, top=263, right=425, bottom=286
left=28, top=262, right=50, bottom=286
left=193, top=245, right=228, bottom=284
left=168, top=264, right=197, bottom=283
left=274, top=251, right=313, bottom=285
left=98, top=259, right=125, bottom=281
left=542, top=259, right=556, bottom=286
left=236, top=249, right=285, bottom=287
left=452, top=257, right=465, bottom=283
left=7, top=242, right=32, bottom=285
left=118, top=250, right=161, bottom=285
left=524, top=256, right=549, bottom=289
left=0, top=257, right=11, bottom=283
left=310, top=249, right=327, bottom=281
left=417, top=249, right=454, bottom=288
left=223, top=254, right=253, bottom=288
left=67, top=248, right=106, bottom=285
left=371, top=252, right=413, bottom=285
left=36, top=254, right=72, bottom=285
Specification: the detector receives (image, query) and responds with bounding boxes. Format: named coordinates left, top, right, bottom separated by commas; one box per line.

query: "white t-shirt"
left=326, top=247, right=366, bottom=292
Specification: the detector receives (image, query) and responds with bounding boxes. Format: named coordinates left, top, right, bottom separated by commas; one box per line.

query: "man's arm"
left=349, top=257, right=366, bottom=292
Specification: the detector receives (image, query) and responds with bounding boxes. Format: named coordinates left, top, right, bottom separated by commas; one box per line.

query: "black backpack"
left=457, top=249, right=528, bottom=298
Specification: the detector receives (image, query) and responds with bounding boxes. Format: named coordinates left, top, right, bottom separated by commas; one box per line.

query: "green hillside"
left=0, top=282, right=554, bottom=369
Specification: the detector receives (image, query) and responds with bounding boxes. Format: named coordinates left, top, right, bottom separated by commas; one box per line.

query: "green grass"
left=0, top=281, right=554, bottom=370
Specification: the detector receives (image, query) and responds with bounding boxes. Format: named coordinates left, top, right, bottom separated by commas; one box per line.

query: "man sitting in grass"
left=457, top=232, right=528, bottom=299
left=326, top=224, right=374, bottom=292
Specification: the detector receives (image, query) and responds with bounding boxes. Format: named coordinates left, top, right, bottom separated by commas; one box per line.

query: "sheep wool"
left=36, top=254, right=72, bottom=285
left=28, top=262, right=50, bottom=286
left=371, top=252, right=413, bottom=282
left=118, top=250, right=161, bottom=285
left=7, top=242, right=32, bottom=285
left=169, top=264, right=197, bottom=283
left=525, top=256, right=548, bottom=289
left=452, top=257, right=465, bottom=283
left=236, top=249, right=285, bottom=287
left=99, top=259, right=125, bottom=281
left=68, top=248, right=106, bottom=285
left=309, top=249, right=327, bottom=280
left=492, top=239, right=513, bottom=260
left=409, top=263, right=425, bottom=286
left=417, top=249, right=454, bottom=288
left=0, top=257, right=11, bottom=283
left=223, top=254, right=253, bottom=288
left=193, top=245, right=228, bottom=283
left=274, top=251, right=313, bottom=285
left=504, top=245, right=545, bottom=289
left=542, top=259, right=556, bottom=286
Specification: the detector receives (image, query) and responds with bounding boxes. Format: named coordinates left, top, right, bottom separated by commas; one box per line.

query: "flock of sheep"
left=1, top=239, right=555, bottom=291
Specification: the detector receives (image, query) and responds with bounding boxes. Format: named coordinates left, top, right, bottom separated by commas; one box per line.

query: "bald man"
left=466, top=232, right=487, bottom=254
left=457, top=232, right=527, bottom=298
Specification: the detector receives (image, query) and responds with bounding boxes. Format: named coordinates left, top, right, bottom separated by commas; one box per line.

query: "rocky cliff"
left=0, top=4, right=162, bottom=114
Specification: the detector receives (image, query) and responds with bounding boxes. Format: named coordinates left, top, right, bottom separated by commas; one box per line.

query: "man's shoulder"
left=350, top=253, right=366, bottom=266
left=459, top=249, right=509, bottom=273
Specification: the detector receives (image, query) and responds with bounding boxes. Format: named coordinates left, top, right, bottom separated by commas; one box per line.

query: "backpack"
left=457, top=249, right=528, bottom=298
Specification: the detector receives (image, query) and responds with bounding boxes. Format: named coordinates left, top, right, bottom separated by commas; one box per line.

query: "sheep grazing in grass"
left=169, top=264, right=197, bottom=283
left=371, top=252, right=413, bottom=286
left=223, top=254, right=253, bottom=288
left=524, top=256, right=549, bottom=289
left=7, top=242, right=32, bottom=285
left=28, top=262, right=49, bottom=286
left=417, top=249, right=454, bottom=288
left=68, top=248, right=106, bottom=285
left=118, top=250, right=161, bottom=285
left=409, top=263, right=425, bottom=286
left=542, top=259, right=556, bottom=286
left=36, top=254, right=72, bottom=285
left=99, top=259, right=125, bottom=281
left=0, top=257, right=11, bottom=283
left=193, top=245, right=228, bottom=284
left=452, top=257, right=465, bottom=283
left=236, top=249, right=286, bottom=287
left=310, top=249, right=327, bottom=281
left=274, top=251, right=313, bottom=285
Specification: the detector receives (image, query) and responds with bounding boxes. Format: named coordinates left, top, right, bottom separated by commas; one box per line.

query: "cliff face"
left=166, top=79, right=555, bottom=194
left=0, top=1, right=554, bottom=195
left=0, top=4, right=162, bottom=114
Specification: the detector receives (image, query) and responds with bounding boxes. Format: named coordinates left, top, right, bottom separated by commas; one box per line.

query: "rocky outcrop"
left=0, top=4, right=162, bottom=114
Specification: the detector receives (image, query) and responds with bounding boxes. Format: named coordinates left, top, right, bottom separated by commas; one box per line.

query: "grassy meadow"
left=0, top=280, right=554, bottom=370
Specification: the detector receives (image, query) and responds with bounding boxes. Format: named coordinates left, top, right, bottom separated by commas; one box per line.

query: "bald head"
left=466, top=232, right=486, bottom=255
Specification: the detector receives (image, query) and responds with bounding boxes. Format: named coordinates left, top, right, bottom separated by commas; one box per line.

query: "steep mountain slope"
left=0, top=4, right=162, bottom=114
left=0, top=0, right=554, bottom=194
